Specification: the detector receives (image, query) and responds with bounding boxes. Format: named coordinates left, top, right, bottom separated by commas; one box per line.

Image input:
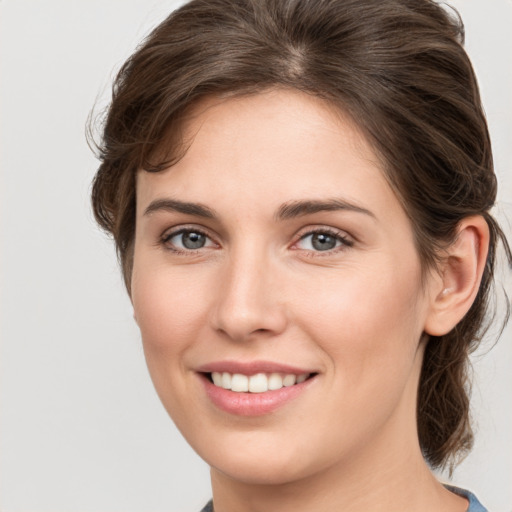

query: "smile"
left=210, top=371, right=311, bottom=393
left=197, top=362, right=318, bottom=416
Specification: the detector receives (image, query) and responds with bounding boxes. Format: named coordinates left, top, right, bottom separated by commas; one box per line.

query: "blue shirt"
left=445, top=485, right=488, bottom=512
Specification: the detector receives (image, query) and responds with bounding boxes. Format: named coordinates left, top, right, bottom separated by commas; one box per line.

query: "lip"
left=196, top=360, right=318, bottom=416
left=196, top=360, right=315, bottom=375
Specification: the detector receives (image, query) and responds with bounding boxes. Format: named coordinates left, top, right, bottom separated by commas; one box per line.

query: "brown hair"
left=90, top=0, right=511, bottom=471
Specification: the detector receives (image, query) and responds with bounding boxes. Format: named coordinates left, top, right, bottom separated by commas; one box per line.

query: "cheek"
left=130, top=262, right=213, bottom=421
left=132, top=263, right=209, bottom=348
left=296, top=257, right=425, bottom=382
left=130, top=261, right=215, bottom=414
left=292, top=262, right=426, bottom=454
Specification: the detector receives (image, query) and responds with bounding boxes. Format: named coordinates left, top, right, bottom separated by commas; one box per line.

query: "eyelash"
left=159, top=227, right=353, bottom=256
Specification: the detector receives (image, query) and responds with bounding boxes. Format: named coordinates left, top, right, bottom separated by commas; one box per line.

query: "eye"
left=295, top=229, right=352, bottom=253
left=162, top=228, right=216, bottom=252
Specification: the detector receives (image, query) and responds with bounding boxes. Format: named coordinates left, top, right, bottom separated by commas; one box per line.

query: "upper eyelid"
left=161, top=225, right=349, bottom=237
left=161, top=224, right=214, bottom=239
left=297, top=226, right=346, bottom=236
left=294, top=226, right=352, bottom=242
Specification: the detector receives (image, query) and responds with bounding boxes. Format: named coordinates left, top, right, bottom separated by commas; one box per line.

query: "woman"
left=91, top=0, right=510, bottom=510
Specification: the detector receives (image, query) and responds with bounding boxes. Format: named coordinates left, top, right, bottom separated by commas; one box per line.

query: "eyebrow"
left=143, top=197, right=375, bottom=221
left=275, top=199, right=375, bottom=221
left=144, top=198, right=215, bottom=218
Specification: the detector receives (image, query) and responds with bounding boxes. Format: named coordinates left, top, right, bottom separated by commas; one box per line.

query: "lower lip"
left=200, top=374, right=315, bottom=416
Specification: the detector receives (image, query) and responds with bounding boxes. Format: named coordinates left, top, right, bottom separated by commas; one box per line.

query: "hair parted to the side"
left=90, top=0, right=511, bottom=471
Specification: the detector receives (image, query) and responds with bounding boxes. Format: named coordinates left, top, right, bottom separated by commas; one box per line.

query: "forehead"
left=136, top=88, right=401, bottom=223
left=180, top=88, right=375, bottom=165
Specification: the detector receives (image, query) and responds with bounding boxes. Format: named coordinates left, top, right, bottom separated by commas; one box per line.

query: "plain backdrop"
left=1, top=1, right=511, bottom=511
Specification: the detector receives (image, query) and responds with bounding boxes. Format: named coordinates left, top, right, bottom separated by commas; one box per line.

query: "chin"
left=196, top=430, right=328, bottom=486
left=210, top=456, right=309, bottom=486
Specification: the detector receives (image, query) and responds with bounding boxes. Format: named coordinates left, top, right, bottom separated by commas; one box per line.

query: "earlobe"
left=424, top=216, right=489, bottom=336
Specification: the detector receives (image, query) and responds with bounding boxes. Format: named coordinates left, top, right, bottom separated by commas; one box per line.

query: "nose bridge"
left=211, top=240, right=287, bottom=341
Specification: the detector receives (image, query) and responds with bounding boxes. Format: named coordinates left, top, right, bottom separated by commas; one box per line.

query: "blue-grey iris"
left=182, top=231, right=206, bottom=249
left=312, top=233, right=337, bottom=251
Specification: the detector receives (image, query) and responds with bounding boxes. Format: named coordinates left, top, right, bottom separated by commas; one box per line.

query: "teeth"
left=231, top=374, right=249, bottom=392
left=210, top=372, right=310, bottom=393
left=211, top=372, right=223, bottom=386
left=221, top=372, right=231, bottom=389
left=268, top=373, right=283, bottom=390
left=283, top=374, right=296, bottom=387
left=248, top=373, right=268, bottom=393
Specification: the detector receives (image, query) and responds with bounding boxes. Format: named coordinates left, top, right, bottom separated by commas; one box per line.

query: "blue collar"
left=444, top=484, right=488, bottom=512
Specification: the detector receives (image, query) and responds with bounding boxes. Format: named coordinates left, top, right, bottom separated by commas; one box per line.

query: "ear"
left=424, top=216, right=489, bottom=336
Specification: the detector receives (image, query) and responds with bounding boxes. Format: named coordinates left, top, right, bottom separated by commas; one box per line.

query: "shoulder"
left=199, top=500, right=214, bottom=512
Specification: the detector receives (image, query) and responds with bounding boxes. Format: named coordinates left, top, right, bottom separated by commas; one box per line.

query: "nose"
left=209, top=247, right=288, bottom=342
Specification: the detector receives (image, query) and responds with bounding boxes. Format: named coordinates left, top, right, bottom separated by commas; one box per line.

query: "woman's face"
left=131, top=89, right=438, bottom=485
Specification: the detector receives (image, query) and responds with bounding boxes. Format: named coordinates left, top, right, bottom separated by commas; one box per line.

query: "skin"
left=131, top=89, right=487, bottom=512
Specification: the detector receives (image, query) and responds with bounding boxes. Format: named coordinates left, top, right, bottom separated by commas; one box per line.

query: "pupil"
left=183, top=232, right=205, bottom=249
left=312, top=233, right=336, bottom=251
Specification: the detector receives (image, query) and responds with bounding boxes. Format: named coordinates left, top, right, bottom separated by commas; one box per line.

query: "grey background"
left=1, top=1, right=510, bottom=511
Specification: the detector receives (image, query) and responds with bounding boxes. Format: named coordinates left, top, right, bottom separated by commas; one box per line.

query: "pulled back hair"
left=91, top=0, right=511, bottom=471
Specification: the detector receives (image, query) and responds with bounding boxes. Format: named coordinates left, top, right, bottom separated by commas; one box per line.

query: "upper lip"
left=196, top=360, right=316, bottom=375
